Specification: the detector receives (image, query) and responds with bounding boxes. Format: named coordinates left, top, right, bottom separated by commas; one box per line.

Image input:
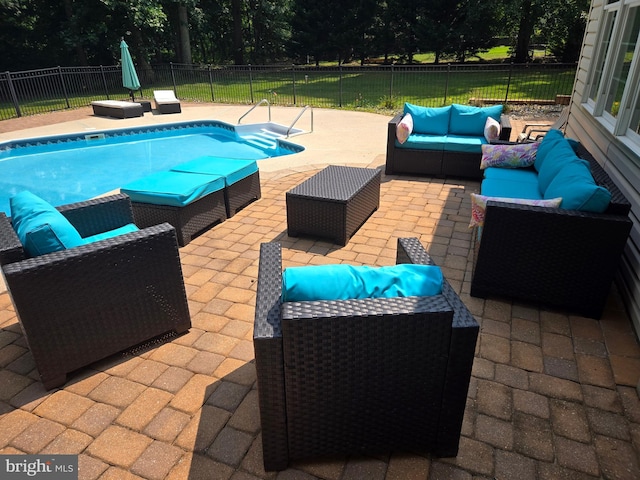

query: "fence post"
left=504, top=63, right=513, bottom=105
left=5, top=71, right=21, bottom=117
left=339, top=63, right=343, bottom=108
left=444, top=64, right=450, bottom=106
left=248, top=64, right=254, bottom=104
left=292, top=64, right=297, bottom=106
left=208, top=65, right=215, bottom=102
left=170, top=62, right=177, bottom=92
left=100, top=65, right=110, bottom=100
left=58, top=66, right=70, bottom=108
left=389, top=64, right=394, bottom=101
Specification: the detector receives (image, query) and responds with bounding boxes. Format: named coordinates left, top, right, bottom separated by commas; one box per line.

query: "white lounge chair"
left=153, top=90, right=181, bottom=114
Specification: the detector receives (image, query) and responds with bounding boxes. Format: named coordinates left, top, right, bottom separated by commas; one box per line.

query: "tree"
left=539, top=0, right=590, bottom=62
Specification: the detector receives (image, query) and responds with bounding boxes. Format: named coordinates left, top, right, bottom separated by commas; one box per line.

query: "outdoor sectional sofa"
left=470, top=130, right=632, bottom=319
left=386, top=102, right=512, bottom=179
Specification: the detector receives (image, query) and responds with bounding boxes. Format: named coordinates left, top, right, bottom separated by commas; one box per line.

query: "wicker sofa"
left=253, top=237, right=479, bottom=471
left=0, top=193, right=191, bottom=389
left=471, top=141, right=632, bottom=319
left=386, top=103, right=512, bottom=179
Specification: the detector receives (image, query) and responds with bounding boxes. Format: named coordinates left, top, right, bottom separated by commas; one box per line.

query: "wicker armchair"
left=0, top=193, right=191, bottom=389
left=471, top=144, right=632, bottom=319
left=253, top=237, right=479, bottom=471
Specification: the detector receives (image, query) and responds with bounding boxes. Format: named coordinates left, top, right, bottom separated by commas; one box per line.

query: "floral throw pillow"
left=480, top=142, right=539, bottom=169
left=396, top=113, right=413, bottom=144
left=483, top=116, right=501, bottom=142
left=469, top=193, right=562, bottom=227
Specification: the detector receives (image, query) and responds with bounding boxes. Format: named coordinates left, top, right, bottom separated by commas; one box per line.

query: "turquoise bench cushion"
left=401, top=133, right=447, bottom=151
left=171, top=156, right=258, bottom=186
left=483, top=167, right=540, bottom=185
left=10, top=191, right=85, bottom=257
left=404, top=103, right=451, bottom=135
left=281, top=263, right=443, bottom=302
left=481, top=176, right=543, bottom=200
left=82, top=223, right=140, bottom=243
left=544, top=158, right=611, bottom=212
left=443, top=135, right=486, bottom=154
left=121, top=171, right=225, bottom=208
left=449, top=104, right=503, bottom=136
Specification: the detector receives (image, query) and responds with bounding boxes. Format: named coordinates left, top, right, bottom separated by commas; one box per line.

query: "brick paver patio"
left=1, top=105, right=639, bottom=479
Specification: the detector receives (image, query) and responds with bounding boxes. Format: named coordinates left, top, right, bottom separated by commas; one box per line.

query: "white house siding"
left=567, top=0, right=640, bottom=336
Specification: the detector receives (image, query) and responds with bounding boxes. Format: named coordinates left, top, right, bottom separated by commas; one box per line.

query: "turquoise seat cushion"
left=443, top=135, right=486, bottom=154
left=449, top=104, right=503, bottom=136
left=171, top=156, right=258, bottom=186
left=483, top=167, right=540, bottom=185
left=401, top=133, right=447, bottom=151
left=403, top=103, right=451, bottom=135
left=281, top=263, right=443, bottom=302
left=10, top=190, right=85, bottom=257
left=121, top=171, right=226, bottom=208
left=544, top=158, right=611, bottom=212
left=82, top=223, right=139, bottom=244
left=481, top=176, right=543, bottom=200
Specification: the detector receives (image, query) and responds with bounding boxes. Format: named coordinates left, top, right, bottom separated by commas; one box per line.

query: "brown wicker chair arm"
left=0, top=212, right=24, bottom=265
left=499, top=115, right=512, bottom=140
left=58, top=193, right=135, bottom=238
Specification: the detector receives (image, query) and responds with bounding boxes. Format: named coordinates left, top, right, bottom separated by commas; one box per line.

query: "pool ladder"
left=238, top=99, right=313, bottom=137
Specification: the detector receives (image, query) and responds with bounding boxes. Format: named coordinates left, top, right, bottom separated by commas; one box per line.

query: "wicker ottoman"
left=286, top=165, right=381, bottom=245
left=121, top=170, right=227, bottom=246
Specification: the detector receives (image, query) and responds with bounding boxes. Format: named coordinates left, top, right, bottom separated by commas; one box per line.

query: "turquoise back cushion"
left=404, top=103, right=451, bottom=135
left=281, top=263, right=443, bottom=302
left=544, top=158, right=611, bottom=212
left=10, top=191, right=85, bottom=257
left=449, top=104, right=503, bottom=136
left=535, top=131, right=581, bottom=193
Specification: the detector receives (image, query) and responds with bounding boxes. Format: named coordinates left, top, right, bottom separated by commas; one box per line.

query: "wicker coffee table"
left=286, top=165, right=381, bottom=245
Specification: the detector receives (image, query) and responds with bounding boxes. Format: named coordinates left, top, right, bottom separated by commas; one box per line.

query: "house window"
left=584, top=0, right=640, bottom=148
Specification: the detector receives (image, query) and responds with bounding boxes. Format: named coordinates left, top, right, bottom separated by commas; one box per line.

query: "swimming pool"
left=0, top=120, right=304, bottom=214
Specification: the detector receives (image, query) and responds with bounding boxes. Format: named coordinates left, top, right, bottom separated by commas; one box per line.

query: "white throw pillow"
left=483, top=116, right=501, bottom=142
left=396, top=113, right=414, bottom=144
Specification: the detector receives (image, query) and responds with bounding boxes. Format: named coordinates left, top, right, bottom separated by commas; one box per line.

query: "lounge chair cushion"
left=121, top=170, right=226, bottom=208
left=281, top=263, right=443, bottom=302
left=171, top=156, right=258, bottom=186
left=82, top=223, right=139, bottom=243
left=480, top=142, right=538, bottom=169
left=449, top=104, right=503, bottom=136
left=404, top=103, right=451, bottom=135
left=10, top=191, right=85, bottom=257
left=470, top=193, right=563, bottom=227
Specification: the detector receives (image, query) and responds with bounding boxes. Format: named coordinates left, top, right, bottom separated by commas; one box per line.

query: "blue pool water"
left=0, top=121, right=303, bottom=214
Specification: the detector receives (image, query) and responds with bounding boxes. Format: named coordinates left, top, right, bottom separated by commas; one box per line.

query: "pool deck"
left=1, top=104, right=640, bottom=480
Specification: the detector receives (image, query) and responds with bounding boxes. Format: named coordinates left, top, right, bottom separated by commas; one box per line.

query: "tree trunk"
left=177, top=3, right=192, bottom=65
left=62, top=0, right=89, bottom=65
left=514, top=0, right=535, bottom=63
left=232, top=0, right=244, bottom=64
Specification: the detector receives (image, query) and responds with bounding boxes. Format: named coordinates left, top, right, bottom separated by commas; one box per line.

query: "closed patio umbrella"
left=120, top=39, right=141, bottom=101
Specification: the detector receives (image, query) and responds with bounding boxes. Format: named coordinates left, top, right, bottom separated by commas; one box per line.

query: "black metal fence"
left=0, top=62, right=577, bottom=121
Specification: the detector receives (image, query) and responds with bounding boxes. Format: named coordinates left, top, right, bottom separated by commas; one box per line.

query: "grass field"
left=1, top=46, right=573, bottom=120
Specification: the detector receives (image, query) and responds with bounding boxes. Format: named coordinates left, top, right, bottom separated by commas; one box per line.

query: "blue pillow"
left=281, top=263, right=443, bottom=302
left=449, top=104, right=503, bottom=136
left=544, top=159, right=611, bottom=212
left=403, top=103, right=451, bottom=135
left=10, top=191, right=85, bottom=257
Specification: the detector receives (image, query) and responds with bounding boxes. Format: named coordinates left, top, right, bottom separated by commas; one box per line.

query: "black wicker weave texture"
left=0, top=194, right=191, bottom=389
left=253, top=238, right=479, bottom=470
left=286, top=165, right=381, bottom=245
